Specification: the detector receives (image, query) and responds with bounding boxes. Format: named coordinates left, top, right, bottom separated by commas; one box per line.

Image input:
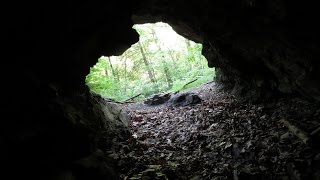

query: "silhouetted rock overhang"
left=2, top=0, right=320, bottom=179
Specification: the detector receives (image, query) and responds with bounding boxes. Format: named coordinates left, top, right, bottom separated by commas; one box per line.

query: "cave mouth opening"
left=86, top=22, right=215, bottom=103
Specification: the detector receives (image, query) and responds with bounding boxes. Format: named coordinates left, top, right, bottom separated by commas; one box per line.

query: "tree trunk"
left=151, top=29, right=173, bottom=89
left=184, top=39, right=193, bottom=71
left=163, top=61, right=173, bottom=88
left=104, top=68, right=109, bottom=77
left=123, top=55, right=127, bottom=93
left=138, top=41, right=158, bottom=91
left=165, top=47, right=181, bottom=79
left=108, top=57, right=119, bottom=82
left=185, top=39, right=191, bottom=48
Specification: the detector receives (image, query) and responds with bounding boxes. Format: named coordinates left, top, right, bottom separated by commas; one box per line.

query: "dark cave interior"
left=2, top=0, right=320, bottom=179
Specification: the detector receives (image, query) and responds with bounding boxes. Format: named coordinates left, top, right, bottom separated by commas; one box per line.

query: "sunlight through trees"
left=86, top=22, right=215, bottom=102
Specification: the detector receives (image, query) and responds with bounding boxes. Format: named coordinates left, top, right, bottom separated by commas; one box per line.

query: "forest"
left=86, top=22, right=215, bottom=102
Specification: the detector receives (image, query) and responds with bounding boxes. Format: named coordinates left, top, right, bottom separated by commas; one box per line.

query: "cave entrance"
left=86, top=22, right=215, bottom=102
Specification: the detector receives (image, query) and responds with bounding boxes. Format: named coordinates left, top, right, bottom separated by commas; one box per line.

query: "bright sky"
left=134, top=22, right=190, bottom=51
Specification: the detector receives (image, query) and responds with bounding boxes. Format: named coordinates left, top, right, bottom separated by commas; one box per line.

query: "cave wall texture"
left=2, top=0, right=320, bottom=179
left=134, top=0, right=320, bottom=102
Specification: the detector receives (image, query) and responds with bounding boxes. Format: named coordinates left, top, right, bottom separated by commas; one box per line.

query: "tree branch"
left=182, top=78, right=198, bottom=89
left=123, top=93, right=142, bottom=102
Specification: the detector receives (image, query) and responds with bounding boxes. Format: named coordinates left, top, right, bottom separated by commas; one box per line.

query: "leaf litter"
left=113, top=82, right=320, bottom=180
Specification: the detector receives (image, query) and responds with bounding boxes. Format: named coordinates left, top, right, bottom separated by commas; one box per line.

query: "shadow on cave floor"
left=111, top=82, right=320, bottom=179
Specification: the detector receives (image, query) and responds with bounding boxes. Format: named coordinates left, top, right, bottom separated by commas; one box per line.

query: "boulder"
left=168, top=92, right=202, bottom=107
left=144, top=93, right=172, bottom=105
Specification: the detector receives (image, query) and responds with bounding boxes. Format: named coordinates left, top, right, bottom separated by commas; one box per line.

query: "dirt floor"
left=113, top=82, right=320, bottom=180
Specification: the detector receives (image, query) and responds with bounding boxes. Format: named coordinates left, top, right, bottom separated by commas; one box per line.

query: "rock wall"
left=2, top=1, right=138, bottom=179
left=134, top=0, right=320, bottom=102
left=2, top=0, right=320, bottom=179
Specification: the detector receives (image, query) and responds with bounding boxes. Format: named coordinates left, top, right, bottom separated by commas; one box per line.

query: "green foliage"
left=85, top=22, right=215, bottom=102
